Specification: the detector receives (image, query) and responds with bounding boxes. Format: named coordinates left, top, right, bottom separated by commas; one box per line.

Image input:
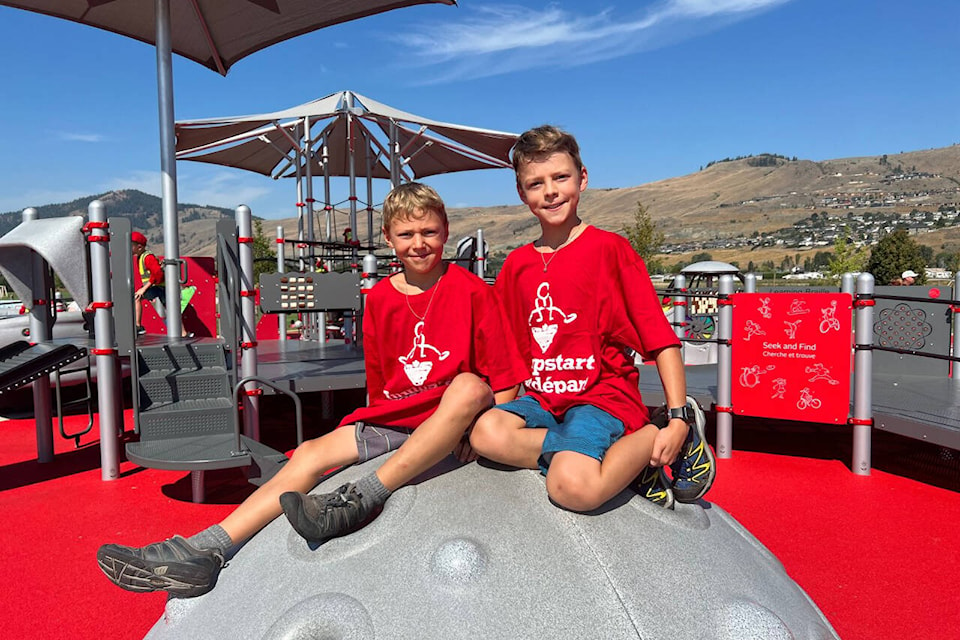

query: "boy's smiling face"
left=384, top=208, right=448, bottom=282
left=516, top=151, right=588, bottom=232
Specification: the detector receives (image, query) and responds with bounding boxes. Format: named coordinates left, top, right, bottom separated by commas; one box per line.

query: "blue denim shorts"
left=497, top=395, right=625, bottom=473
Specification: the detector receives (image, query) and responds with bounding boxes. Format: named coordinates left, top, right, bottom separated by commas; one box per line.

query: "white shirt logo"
left=528, top=282, right=577, bottom=353
left=398, top=320, right=449, bottom=386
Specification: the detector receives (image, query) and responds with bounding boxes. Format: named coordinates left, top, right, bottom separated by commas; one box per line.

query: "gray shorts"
left=354, top=421, right=414, bottom=463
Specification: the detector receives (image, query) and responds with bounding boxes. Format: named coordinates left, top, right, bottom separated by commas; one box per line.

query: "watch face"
left=669, top=406, right=693, bottom=423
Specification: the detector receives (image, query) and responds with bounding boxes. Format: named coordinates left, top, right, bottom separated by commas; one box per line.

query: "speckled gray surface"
left=146, top=456, right=838, bottom=640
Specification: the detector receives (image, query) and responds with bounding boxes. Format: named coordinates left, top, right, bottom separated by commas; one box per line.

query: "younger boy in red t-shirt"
left=470, top=125, right=716, bottom=511
left=98, top=183, right=528, bottom=598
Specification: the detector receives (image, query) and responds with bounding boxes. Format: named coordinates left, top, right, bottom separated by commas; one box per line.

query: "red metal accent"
left=91, top=348, right=116, bottom=356
left=348, top=196, right=358, bottom=201
left=950, top=306, right=960, bottom=314
left=241, top=341, right=258, bottom=349
left=85, top=234, right=109, bottom=243
left=82, top=221, right=108, bottom=232
left=324, top=205, right=333, bottom=211
left=276, top=238, right=284, bottom=243
left=32, top=299, right=47, bottom=306
left=90, top=301, right=113, bottom=309
left=240, top=290, right=256, bottom=297
left=237, top=236, right=253, bottom=244
left=673, top=300, right=688, bottom=307
left=295, top=202, right=305, bottom=207
left=715, top=405, right=734, bottom=413
left=245, top=388, right=263, bottom=396
left=854, top=299, right=875, bottom=307
left=848, top=417, right=874, bottom=426
left=305, top=198, right=316, bottom=203
left=718, top=299, right=733, bottom=306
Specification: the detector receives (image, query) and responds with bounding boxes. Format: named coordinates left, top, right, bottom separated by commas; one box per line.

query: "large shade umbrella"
left=1, top=0, right=456, bottom=337
left=175, top=90, right=518, bottom=247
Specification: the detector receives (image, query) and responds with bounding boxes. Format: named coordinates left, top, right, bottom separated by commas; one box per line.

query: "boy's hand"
left=649, top=420, right=688, bottom=467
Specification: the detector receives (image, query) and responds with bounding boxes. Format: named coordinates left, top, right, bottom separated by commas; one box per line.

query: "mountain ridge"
left=4, top=144, right=959, bottom=262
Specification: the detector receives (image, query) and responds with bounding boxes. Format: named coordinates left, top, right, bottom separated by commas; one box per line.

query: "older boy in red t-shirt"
left=98, top=183, right=527, bottom=598
left=470, top=125, right=716, bottom=511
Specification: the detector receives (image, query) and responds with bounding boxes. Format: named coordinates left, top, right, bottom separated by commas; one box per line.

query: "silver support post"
left=323, top=143, right=332, bottom=243
left=23, top=208, right=53, bottom=463
left=304, top=116, right=315, bottom=254
left=156, top=0, right=182, bottom=341
left=715, top=274, right=735, bottom=458
left=476, top=229, right=486, bottom=278
left=366, top=141, right=375, bottom=247
left=744, top=273, right=757, bottom=293
left=671, top=274, right=686, bottom=363
left=841, top=272, right=856, bottom=296
left=851, top=272, right=874, bottom=475
left=237, top=206, right=260, bottom=441
left=276, top=226, right=287, bottom=345
left=88, top=201, right=121, bottom=480
left=952, top=271, right=959, bottom=380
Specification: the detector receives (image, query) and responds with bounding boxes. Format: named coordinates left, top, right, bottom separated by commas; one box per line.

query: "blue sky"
left=0, top=0, right=957, bottom=219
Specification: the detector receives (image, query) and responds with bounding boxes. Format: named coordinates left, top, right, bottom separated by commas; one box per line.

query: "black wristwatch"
left=668, top=405, right=695, bottom=424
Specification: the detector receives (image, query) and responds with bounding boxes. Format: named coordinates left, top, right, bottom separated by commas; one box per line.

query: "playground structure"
left=645, top=271, right=960, bottom=474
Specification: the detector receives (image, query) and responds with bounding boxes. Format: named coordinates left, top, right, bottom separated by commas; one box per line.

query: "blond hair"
left=511, top=125, right=584, bottom=182
left=382, top=182, right=448, bottom=230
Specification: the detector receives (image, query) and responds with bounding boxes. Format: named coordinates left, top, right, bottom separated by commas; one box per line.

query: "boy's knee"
left=545, top=466, right=603, bottom=512
left=448, top=372, right=494, bottom=412
left=470, top=410, right=509, bottom=456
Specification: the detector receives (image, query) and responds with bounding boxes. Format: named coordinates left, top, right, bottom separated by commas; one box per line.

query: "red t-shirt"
left=495, top=226, right=680, bottom=433
left=339, top=264, right=529, bottom=429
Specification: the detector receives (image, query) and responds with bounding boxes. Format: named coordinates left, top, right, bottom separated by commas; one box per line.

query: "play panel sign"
left=731, top=293, right=852, bottom=423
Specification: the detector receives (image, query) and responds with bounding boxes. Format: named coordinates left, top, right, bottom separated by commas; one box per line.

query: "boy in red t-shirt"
left=98, top=183, right=528, bottom=598
left=470, top=125, right=716, bottom=511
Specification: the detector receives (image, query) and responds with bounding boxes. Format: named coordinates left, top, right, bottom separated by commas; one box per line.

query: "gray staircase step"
left=137, top=398, right=234, bottom=436
left=127, top=433, right=268, bottom=471
left=139, top=368, right=230, bottom=405
left=137, top=342, right=230, bottom=376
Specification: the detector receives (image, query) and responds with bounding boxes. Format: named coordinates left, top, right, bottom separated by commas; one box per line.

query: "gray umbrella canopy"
left=0, top=0, right=455, bottom=75
left=176, top=90, right=518, bottom=180
left=2, top=0, right=456, bottom=339
left=176, top=90, right=517, bottom=246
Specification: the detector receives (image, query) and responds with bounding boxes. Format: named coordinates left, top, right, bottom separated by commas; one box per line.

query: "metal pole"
left=366, top=141, right=375, bottom=248
left=304, top=116, right=316, bottom=253
left=744, top=273, right=757, bottom=293
left=88, top=201, right=121, bottom=480
left=22, top=208, right=53, bottom=463
left=276, top=226, right=287, bottom=344
left=475, top=229, right=486, bottom=278
left=156, top=0, right=182, bottom=341
left=323, top=143, right=332, bottom=242
left=952, top=270, right=959, bottom=380
left=237, top=206, right=259, bottom=440
left=852, top=272, right=874, bottom=475
left=715, top=274, right=735, bottom=458
left=671, top=274, right=686, bottom=364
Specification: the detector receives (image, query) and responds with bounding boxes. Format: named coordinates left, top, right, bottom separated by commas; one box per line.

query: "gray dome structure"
left=148, top=456, right=838, bottom=639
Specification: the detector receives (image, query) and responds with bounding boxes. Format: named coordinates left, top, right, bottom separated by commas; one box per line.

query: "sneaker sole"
left=96, top=547, right=218, bottom=598
left=673, top=396, right=717, bottom=503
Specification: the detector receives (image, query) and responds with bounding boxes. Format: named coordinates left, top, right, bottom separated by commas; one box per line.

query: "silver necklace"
left=405, top=275, right=443, bottom=321
left=538, top=223, right=586, bottom=272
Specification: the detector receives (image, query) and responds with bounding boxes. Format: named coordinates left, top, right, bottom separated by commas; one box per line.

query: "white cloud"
left=57, top=132, right=105, bottom=143
left=176, top=170, right=272, bottom=210
left=392, top=0, right=791, bottom=81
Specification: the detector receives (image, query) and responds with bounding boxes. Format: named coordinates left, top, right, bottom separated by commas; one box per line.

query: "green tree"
left=827, top=235, right=868, bottom=279
left=865, top=229, right=925, bottom=285
left=622, top=200, right=665, bottom=272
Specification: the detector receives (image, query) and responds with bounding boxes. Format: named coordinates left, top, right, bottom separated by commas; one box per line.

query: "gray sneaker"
left=669, top=396, right=716, bottom=502
left=97, top=535, right=224, bottom=598
left=280, top=482, right=378, bottom=542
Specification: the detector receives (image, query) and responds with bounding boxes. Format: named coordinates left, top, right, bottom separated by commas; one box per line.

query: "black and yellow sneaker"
left=670, top=396, right=716, bottom=502
left=634, top=466, right=675, bottom=509
left=280, top=482, right=378, bottom=542
left=96, top=535, right=224, bottom=598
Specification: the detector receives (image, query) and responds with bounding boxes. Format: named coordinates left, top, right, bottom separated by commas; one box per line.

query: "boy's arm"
left=649, top=344, right=689, bottom=467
